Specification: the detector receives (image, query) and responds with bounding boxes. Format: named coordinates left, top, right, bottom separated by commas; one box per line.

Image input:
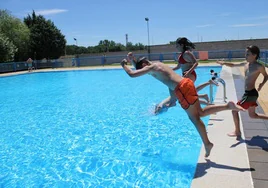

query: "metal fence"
left=1, top=50, right=268, bottom=74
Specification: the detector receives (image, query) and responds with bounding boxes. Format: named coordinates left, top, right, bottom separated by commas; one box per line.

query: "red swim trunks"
left=175, top=78, right=198, bottom=110
left=237, top=89, right=258, bottom=109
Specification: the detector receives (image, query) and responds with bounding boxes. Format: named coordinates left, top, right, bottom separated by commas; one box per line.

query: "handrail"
left=209, top=77, right=227, bottom=104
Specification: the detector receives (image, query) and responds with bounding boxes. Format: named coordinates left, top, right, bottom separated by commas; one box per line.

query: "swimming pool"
left=0, top=67, right=221, bottom=187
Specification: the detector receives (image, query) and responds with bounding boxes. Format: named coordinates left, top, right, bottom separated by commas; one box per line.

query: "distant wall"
left=76, top=38, right=268, bottom=57
left=149, top=38, right=268, bottom=53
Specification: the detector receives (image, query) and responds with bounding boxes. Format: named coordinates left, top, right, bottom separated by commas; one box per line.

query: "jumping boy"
left=122, top=53, right=245, bottom=157
left=155, top=37, right=218, bottom=114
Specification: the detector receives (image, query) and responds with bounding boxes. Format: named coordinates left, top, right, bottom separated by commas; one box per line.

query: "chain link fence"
left=1, top=50, right=267, bottom=74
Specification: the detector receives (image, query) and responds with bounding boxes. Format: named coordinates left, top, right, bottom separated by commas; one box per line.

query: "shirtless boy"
left=122, top=53, right=244, bottom=157
left=155, top=37, right=218, bottom=114
left=217, top=45, right=268, bottom=137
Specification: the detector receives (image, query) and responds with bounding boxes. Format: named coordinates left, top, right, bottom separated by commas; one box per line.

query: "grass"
left=163, top=60, right=214, bottom=64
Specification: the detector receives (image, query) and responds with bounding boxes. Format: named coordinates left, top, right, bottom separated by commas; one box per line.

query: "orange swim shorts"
left=175, top=78, right=198, bottom=110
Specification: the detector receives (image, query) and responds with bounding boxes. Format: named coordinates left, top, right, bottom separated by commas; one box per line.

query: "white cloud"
left=229, top=23, right=265, bottom=27
left=35, top=9, right=68, bottom=16
left=247, top=16, right=268, bottom=20
left=196, top=24, right=213, bottom=28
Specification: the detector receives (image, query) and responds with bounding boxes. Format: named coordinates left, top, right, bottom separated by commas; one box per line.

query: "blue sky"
left=1, top=0, right=268, bottom=47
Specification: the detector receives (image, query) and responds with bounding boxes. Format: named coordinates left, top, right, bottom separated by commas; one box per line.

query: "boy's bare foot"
left=205, top=143, right=214, bottom=158
left=227, top=101, right=245, bottom=111
left=209, top=79, right=219, bottom=86
left=228, top=131, right=242, bottom=140
left=227, top=131, right=241, bottom=137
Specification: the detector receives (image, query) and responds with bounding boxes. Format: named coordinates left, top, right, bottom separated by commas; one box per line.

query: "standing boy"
left=217, top=45, right=268, bottom=137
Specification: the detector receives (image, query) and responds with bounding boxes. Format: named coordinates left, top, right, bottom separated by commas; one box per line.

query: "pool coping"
left=231, top=67, right=268, bottom=188
left=191, top=66, right=268, bottom=188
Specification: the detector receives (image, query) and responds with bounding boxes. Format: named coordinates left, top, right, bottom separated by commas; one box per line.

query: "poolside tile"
left=241, top=117, right=264, bottom=124
left=242, top=122, right=267, bottom=130
left=252, top=179, right=268, bottom=188
left=250, top=162, right=268, bottom=180
left=244, top=130, right=268, bottom=138
left=243, top=136, right=268, bottom=150
left=247, top=149, right=268, bottom=163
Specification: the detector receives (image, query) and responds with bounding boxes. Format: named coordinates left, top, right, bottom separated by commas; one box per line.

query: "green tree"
left=97, top=40, right=126, bottom=52
left=135, top=43, right=145, bottom=50
left=87, top=46, right=102, bottom=53
left=0, top=9, right=30, bottom=61
left=126, top=42, right=145, bottom=51
left=98, top=40, right=110, bottom=52
left=76, top=46, right=88, bottom=54
left=24, top=11, right=66, bottom=60
left=0, top=33, right=17, bottom=62
left=65, top=39, right=145, bottom=56
left=107, top=41, right=116, bottom=52
left=66, top=45, right=77, bottom=55
left=126, top=42, right=135, bottom=51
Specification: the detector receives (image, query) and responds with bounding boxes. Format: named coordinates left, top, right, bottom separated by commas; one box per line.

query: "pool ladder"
left=209, top=78, right=227, bottom=104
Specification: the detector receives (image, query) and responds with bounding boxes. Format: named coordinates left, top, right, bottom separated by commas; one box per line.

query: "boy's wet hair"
left=136, top=57, right=147, bottom=70
left=247, top=45, right=260, bottom=60
left=210, top=69, right=214, bottom=73
left=176, top=37, right=195, bottom=51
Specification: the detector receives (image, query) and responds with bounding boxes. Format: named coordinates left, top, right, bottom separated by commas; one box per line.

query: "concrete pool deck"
left=191, top=65, right=268, bottom=188
left=1, top=64, right=268, bottom=188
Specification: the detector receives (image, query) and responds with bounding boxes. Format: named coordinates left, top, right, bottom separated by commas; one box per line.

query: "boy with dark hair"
left=217, top=45, right=268, bottom=137
left=155, top=37, right=218, bottom=114
left=122, top=52, right=245, bottom=157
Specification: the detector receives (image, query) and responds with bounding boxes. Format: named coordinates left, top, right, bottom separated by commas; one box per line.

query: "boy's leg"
left=195, top=80, right=218, bottom=104
left=155, top=89, right=177, bottom=114
left=157, top=96, right=176, bottom=107
left=186, top=100, right=213, bottom=157
left=196, top=79, right=218, bottom=92
left=228, top=110, right=241, bottom=137
left=198, top=94, right=209, bottom=104
left=228, top=106, right=268, bottom=137
left=198, top=101, right=245, bottom=117
left=248, top=106, right=268, bottom=119
left=185, top=100, right=244, bottom=157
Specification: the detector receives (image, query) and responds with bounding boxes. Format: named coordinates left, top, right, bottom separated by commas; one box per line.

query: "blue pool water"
left=0, top=67, right=221, bottom=187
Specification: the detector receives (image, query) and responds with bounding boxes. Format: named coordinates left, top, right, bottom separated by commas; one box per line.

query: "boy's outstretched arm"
left=127, top=52, right=137, bottom=68
left=121, top=59, right=154, bottom=78
left=216, top=60, right=246, bottom=67
left=172, top=63, right=181, bottom=71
